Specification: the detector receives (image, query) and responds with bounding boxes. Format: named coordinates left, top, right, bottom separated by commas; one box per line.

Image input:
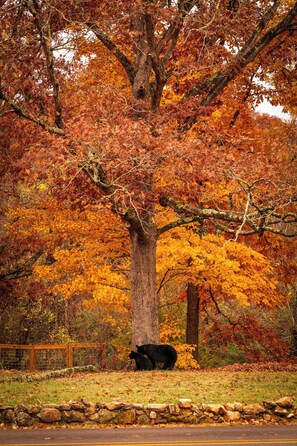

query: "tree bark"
left=129, top=223, right=160, bottom=348
left=186, top=283, right=200, bottom=361
left=290, top=290, right=297, bottom=356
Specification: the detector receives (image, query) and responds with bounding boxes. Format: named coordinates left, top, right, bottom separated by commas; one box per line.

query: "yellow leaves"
left=36, top=239, right=129, bottom=303
left=199, top=180, right=233, bottom=203
left=160, top=312, right=200, bottom=369
left=211, top=109, right=223, bottom=121
left=157, top=227, right=279, bottom=308
left=161, top=88, right=182, bottom=106
left=175, top=344, right=200, bottom=370
left=160, top=319, right=183, bottom=343
left=6, top=187, right=130, bottom=319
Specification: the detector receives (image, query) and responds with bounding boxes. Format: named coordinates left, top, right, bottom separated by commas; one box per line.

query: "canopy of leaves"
left=0, top=0, right=296, bottom=355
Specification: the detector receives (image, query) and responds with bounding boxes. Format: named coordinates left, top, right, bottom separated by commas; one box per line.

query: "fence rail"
left=0, top=343, right=108, bottom=372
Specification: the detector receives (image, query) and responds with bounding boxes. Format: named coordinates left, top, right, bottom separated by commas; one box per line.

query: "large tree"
left=1, top=0, right=296, bottom=346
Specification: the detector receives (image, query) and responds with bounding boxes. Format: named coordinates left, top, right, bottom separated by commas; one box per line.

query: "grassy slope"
left=0, top=370, right=296, bottom=406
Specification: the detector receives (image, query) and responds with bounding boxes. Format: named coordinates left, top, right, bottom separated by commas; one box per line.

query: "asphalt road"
left=0, top=425, right=296, bottom=446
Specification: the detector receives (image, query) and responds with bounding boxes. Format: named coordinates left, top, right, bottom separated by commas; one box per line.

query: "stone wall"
left=0, top=397, right=295, bottom=427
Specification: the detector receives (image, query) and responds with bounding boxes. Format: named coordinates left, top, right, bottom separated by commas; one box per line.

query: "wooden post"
left=29, top=346, right=36, bottom=372
left=66, top=343, right=73, bottom=368
left=101, top=343, right=107, bottom=369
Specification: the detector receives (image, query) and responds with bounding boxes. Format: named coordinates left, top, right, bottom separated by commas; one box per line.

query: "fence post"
left=101, top=344, right=107, bottom=369
left=66, top=344, right=73, bottom=368
left=29, top=346, right=36, bottom=372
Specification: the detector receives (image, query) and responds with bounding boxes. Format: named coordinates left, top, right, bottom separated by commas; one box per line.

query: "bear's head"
left=129, top=350, right=138, bottom=359
left=136, top=345, right=145, bottom=354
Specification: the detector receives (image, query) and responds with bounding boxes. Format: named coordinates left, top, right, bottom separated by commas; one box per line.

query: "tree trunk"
left=129, top=223, right=160, bottom=348
left=290, top=289, right=297, bottom=356
left=186, top=283, right=200, bottom=361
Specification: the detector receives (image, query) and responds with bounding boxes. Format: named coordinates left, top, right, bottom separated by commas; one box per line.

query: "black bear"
left=136, top=344, right=177, bottom=370
left=129, top=350, right=153, bottom=371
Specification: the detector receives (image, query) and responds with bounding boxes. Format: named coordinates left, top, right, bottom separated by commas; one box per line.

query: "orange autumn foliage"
left=1, top=0, right=296, bottom=349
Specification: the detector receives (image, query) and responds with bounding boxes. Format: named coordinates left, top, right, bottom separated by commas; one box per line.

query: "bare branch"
left=233, top=187, right=252, bottom=241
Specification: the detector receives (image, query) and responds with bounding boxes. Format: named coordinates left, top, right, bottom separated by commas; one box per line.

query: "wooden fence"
left=0, top=343, right=108, bottom=372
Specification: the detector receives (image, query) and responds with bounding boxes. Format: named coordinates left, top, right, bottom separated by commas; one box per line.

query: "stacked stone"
left=0, top=397, right=295, bottom=427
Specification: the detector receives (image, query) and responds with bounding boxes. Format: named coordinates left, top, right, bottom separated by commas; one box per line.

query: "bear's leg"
left=149, top=357, right=157, bottom=369
left=163, top=360, right=174, bottom=370
left=135, top=359, right=142, bottom=370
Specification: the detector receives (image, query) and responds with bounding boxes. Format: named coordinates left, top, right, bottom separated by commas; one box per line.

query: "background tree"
left=2, top=181, right=131, bottom=342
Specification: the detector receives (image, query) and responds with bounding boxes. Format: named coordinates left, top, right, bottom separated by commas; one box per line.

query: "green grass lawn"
left=0, top=370, right=296, bottom=406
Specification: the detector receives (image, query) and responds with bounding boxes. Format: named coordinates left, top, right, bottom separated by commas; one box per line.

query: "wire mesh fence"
left=0, top=343, right=108, bottom=371
left=0, top=347, right=30, bottom=370
left=35, top=348, right=67, bottom=371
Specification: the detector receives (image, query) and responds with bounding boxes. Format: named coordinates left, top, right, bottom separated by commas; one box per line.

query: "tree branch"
left=158, top=192, right=297, bottom=238
left=0, top=250, right=44, bottom=281
left=156, top=0, right=199, bottom=60
left=0, top=77, right=65, bottom=136
left=85, top=22, right=135, bottom=86
left=208, top=288, right=238, bottom=327
left=185, top=1, right=297, bottom=107
left=26, top=0, right=64, bottom=129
